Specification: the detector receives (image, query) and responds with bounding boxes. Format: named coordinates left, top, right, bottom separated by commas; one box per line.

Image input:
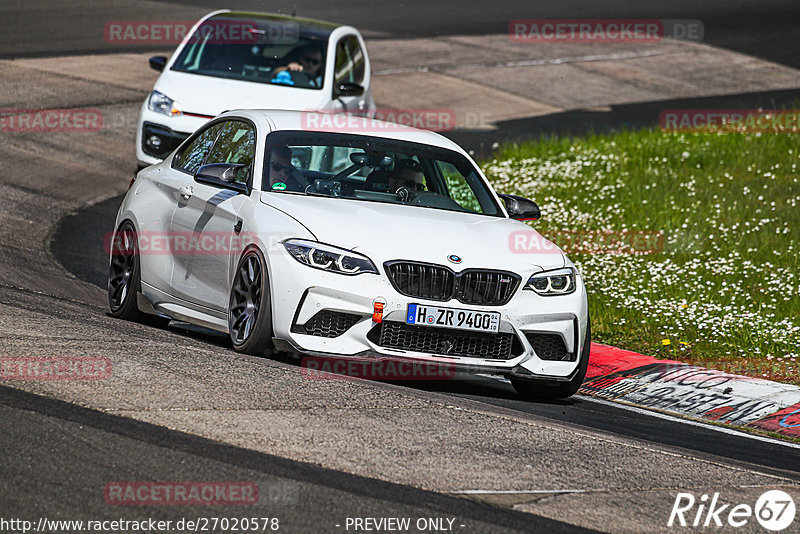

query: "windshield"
left=263, top=131, right=502, bottom=217
left=171, top=17, right=327, bottom=90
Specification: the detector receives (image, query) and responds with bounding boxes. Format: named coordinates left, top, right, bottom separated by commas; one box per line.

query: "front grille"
left=455, top=270, right=520, bottom=306
left=293, top=310, right=361, bottom=338
left=371, top=321, right=517, bottom=360
left=526, top=333, right=574, bottom=361
left=385, top=261, right=520, bottom=306
left=385, top=262, right=454, bottom=301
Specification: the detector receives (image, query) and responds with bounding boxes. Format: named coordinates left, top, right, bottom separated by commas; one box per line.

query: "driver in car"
left=269, top=146, right=310, bottom=192
left=388, top=159, right=426, bottom=199
left=271, top=44, right=324, bottom=88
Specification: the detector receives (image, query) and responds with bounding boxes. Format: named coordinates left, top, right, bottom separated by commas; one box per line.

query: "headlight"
left=283, top=239, right=378, bottom=275
left=147, top=91, right=182, bottom=116
left=525, top=267, right=577, bottom=296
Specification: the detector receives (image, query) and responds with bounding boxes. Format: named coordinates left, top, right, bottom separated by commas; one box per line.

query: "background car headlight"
left=525, top=267, right=577, bottom=295
left=283, top=239, right=378, bottom=275
left=147, top=90, right=183, bottom=116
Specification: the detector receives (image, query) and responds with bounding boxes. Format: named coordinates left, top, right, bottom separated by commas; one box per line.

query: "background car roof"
left=209, top=11, right=342, bottom=39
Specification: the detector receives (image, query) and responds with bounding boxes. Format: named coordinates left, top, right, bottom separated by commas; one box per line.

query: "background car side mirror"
left=195, top=163, right=249, bottom=194
left=498, top=193, right=541, bottom=221
left=335, top=82, right=365, bottom=98
left=149, top=56, right=167, bottom=72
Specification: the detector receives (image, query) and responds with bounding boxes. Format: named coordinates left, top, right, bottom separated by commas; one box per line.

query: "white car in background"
left=112, top=110, right=590, bottom=399
left=136, top=10, right=374, bottom=169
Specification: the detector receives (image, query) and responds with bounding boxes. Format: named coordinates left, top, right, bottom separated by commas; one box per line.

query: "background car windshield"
left=264, top=132, right=501, bottom=216
left=171, top=17, right=327, bottom=90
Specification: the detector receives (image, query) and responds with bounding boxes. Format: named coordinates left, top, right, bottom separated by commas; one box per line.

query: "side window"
left=436, top=161, right=484, bottom=213
left=334, top=35, right=364, bottom=86
left=174, top=123, right=222, bottom=174
left=205, top=120, right=255, bottom=184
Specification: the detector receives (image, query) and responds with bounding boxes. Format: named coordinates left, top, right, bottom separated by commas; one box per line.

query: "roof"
left=208, top=11, right=342, bottom=38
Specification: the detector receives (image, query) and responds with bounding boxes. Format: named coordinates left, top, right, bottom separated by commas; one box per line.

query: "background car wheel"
left=511, top=320, right=591, bottom=400
left=108, top=222, right=171, bottom=326
left=228, top=248, right=274, bottom=356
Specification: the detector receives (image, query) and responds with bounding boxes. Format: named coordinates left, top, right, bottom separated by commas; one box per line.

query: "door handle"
left=179, top=185, right=193, bottom=199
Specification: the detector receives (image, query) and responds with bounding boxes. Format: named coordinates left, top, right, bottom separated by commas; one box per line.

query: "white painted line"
left=578, top=395, right=800, bottom=450
left=373, top=50, right=670, bottom=76
left=449, top=490, right=586, bottom=495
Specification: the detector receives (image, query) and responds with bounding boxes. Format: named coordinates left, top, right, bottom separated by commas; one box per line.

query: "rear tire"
left=228, top=248, right=274, bottom=356
left=511, top=320, right=591, bottom=400
left=108, top=221, right=144, bottom=320
left=107, top=221, right=170, bottom=327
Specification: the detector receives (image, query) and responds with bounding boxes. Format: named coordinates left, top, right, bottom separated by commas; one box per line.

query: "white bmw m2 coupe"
left=110, top=110, right=590, bottom=399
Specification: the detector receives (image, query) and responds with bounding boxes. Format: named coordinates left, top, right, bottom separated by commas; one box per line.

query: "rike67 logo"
left=668, top=490, right=796, bottom=531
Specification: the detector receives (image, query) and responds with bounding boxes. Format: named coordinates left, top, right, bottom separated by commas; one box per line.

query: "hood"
left=157, top=71, right=331, bottom=116
left=259, top=193, right=566, bottom=274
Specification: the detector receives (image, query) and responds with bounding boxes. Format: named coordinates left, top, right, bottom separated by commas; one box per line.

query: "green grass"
left=481, top=129, right=800, bottom=383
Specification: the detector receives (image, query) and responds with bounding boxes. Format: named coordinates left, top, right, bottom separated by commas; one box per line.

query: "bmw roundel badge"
left=447, top=254, right=462, bottom=264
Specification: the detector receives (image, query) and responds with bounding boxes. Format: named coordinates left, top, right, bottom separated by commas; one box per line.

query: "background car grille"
left=292, top=310, right=361, bottom=338
left=385, top=261, right=520, bottom=306
left=370, top=322, right=518, bottom=360
left=525, top=333, right=574, bottom=361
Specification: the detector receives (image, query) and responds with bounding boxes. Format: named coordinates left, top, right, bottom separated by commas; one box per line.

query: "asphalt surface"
left=2, top=0, right=799, bottom=70
left=0, top=385, right=586, bottom=533
left=2, top=2, right=800, bottom=533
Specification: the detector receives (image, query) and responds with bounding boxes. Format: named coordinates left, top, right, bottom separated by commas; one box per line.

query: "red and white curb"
left=580, top=343, right=800, bottom=440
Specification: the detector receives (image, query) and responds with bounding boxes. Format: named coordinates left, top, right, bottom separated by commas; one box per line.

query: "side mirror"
left=498, top=193, right=541, bottom=221
left=335, top=82, right=365, bottom=98
left=149, top=56, right=168, bottom=72
left=195, top=163, right=249, bottom=194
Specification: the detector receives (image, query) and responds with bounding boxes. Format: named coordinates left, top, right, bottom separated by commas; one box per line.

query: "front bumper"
left=266, top=245, right=589, bottom=380
left=135, top=102, right=211, bottom=167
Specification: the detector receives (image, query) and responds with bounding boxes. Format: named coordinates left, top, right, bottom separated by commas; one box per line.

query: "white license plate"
left=405, top=304, right=500, bottom=333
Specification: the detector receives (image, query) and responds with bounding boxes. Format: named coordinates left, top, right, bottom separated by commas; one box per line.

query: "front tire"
left=228, top=248, right=274, bottom=356
left=511, top=320, right=591, bottom=400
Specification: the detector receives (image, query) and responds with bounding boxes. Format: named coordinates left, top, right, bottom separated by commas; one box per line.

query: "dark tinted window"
left=171, top=17, right=327, bottom=90
left=206, top=120, right=255, bottom=184
left=334, top=35, right=365, bottom=85
left=263, top=131, right=501, bottom=217
left=174, top=123, right=222, bottom=174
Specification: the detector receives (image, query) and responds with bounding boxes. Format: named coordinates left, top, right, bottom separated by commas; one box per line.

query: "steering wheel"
left=395, top=186, right=415, bottom=203
left=270, top=69, right=312, bottom=87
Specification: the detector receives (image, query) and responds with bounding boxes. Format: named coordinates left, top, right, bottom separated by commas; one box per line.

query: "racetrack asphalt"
left=2, top=2, right=800, bottom=532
